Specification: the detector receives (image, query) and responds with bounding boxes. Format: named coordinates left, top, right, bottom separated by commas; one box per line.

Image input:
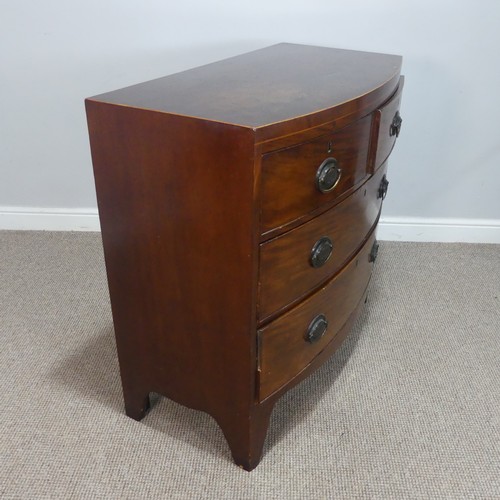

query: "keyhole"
left=327, top=141, right=332, bottom=153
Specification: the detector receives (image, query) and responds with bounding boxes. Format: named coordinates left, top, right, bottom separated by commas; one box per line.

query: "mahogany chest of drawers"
left=86, top=43, right=404, bottom=470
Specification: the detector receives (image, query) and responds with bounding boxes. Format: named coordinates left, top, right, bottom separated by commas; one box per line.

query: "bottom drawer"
left=258, top=230, right=378, bottom=401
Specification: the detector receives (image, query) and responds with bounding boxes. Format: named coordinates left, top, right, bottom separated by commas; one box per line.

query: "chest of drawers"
left=86, top=43, right=403, bottom=470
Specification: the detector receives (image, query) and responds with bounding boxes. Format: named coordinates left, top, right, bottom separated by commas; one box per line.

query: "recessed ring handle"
left=316, top=158, right=341, bottom=193
left=310, top=236, right=333, bottom=268
left=305, top=314, right=328, bottom=343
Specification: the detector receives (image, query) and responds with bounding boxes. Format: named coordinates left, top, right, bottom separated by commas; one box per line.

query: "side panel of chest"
left=86, top=101, right=259, bottom=415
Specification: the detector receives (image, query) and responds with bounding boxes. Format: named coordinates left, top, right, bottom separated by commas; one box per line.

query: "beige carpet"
left=1, top=231, right=499, bottom=499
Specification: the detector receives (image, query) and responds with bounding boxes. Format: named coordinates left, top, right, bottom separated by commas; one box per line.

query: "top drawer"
left=373, top=77, right=404, bottom=171
left=260, top=114, right=373, bottom=235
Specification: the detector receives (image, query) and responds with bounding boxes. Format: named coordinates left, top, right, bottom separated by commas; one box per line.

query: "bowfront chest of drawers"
left=86, top=43, right=404, bottom=470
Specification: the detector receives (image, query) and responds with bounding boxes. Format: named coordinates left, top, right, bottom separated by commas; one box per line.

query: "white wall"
left=2, top=0, right=500, bottom=241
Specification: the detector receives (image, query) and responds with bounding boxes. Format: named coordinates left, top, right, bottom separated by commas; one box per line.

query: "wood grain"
left=85, top=101, right=269, bottom=469
left=258, top=231, right=377, bottom=400
left=89, top=43, right=401, bottom=136
left=260, top=114, right=373, bottom=234
left=258, top=163, right=387, bottom=321
left=260, top=284, right=370, bottom=404
left=85, top=43, right=403, bottom=470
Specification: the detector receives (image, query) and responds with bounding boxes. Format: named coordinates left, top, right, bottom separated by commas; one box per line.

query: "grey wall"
left=2, top=1, right=500, bottom=230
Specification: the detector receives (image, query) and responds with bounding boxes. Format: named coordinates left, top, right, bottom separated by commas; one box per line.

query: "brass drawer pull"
left=310, top=236, right=333, bottom=268
left=316, top=158, right=341, bottom=193
left=305, top=314, right=328, bottom=343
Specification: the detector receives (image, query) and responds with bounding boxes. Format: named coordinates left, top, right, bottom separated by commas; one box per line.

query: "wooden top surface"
left=88, top=43, right=402, bottom=129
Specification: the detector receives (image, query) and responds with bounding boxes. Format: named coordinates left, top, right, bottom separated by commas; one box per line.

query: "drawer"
left=258, top=230, right=377, bottom=401
left=258, top=163, right=388, bottom=321
left=260, top=114, right=373, bottom=234
left=372, top=77, right=404, bottom=171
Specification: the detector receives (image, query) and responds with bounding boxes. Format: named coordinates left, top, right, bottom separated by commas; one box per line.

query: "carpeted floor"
left=0, top=231, right=499, bottom=499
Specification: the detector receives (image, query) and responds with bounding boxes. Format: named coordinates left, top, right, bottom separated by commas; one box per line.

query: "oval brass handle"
left=316, top=158, right=341, bottom=193
left=310, top=236, right=333, bottom=268
left=369, top=240, right=380, bottom=263
left=305, top=314, right=328, bottom=343
left=378, top=175, right=389, bottom=200
left=390, top=111, right=402, bottom=138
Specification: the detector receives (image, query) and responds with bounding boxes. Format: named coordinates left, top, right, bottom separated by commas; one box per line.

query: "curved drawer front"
left=260, top=114, right=373, bottom=234
left=258, top=231, right=377, bottom=401
left=258, top=163, right=387, bottom=321
left=373, top=77, right=404, bottom=171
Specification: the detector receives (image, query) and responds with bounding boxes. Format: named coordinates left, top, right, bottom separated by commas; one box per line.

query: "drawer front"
left=373, top=77, right=404, bottom=171
left=258, top=231, right=377, bottom=401
left=258, top=163, right=388, bottom=321
left=260, top=114, right=373, bottom=234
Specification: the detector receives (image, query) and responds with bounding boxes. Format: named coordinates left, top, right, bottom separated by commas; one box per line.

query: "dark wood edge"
left=367, top=109, right=382, bottom=175
left=84, top=97, right=257, bottom=138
